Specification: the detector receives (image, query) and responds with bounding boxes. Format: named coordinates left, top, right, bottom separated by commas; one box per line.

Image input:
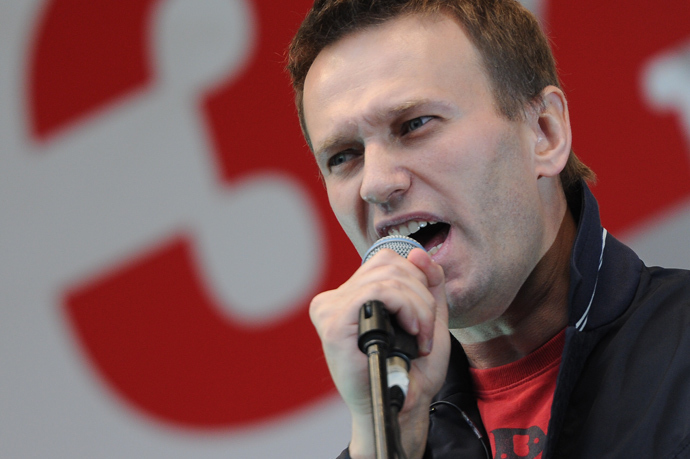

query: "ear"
left=531, top=86, right=572, bottom=178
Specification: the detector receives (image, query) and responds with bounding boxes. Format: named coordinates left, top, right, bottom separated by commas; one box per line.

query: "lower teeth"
left=428, top=244, right=443, bottom=256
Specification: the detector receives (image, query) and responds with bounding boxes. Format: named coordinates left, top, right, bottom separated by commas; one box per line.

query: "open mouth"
left=387, top=221, right=450, bottom=255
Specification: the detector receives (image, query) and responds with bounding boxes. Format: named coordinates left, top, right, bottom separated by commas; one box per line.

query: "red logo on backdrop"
left=27, top=0, right=690, bottom=430
left=29, top=0, right=359, bottom=428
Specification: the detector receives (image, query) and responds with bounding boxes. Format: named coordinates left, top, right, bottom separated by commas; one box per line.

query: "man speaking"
left=286, top=1, right=690, bottom=457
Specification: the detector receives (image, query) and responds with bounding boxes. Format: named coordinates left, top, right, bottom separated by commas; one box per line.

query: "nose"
left=359, top=144, right=410, bottom=208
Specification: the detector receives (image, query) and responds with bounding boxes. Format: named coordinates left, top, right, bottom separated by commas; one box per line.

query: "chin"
left=445, top=275, right=503, bottom=329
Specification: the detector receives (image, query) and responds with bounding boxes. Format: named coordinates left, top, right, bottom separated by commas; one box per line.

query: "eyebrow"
left=380, top=97, right=455, bottom=119
left=386, top=99, right=432, bottom=118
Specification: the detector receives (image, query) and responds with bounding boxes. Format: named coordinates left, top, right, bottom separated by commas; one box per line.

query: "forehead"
left=302, top=12, right=487, bottom=149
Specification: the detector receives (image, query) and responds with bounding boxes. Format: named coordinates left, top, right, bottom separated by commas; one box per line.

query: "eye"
left=327, top=149, right=359, bottom=171
left=401, top=116, right=433, bottom=135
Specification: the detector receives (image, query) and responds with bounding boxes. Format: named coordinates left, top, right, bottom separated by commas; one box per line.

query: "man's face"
left=302, top=13, right=554, bottom=328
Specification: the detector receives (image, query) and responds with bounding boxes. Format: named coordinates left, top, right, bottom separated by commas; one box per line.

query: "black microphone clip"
left=358, top=300, right=418, bottom=408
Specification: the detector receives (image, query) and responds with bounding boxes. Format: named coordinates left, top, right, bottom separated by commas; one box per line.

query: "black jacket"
left=341, top=183, right=690, bottom=458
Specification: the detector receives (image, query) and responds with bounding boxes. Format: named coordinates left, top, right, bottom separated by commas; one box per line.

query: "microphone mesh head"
left=362, top=235, right=425, bottom=264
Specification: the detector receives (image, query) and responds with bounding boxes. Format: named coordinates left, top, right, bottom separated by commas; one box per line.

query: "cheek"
left=430, top=125, right=499, bottom=177
left=326, top=186, right=350, bottom=229
left=327, top=184, right=369, bottom=254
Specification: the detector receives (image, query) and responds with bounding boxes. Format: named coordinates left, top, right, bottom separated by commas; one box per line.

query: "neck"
left=452, top=207, right=577, bottom=369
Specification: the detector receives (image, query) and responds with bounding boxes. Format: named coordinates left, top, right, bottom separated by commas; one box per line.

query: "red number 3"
left=30, top=0, right=359, bottom=428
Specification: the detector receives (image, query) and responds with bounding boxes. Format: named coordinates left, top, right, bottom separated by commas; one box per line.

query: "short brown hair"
left=287, top=0, right=594, bottom=199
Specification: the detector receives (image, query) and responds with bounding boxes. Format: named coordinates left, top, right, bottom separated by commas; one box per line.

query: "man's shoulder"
left=558, top=263, right=690, bottom=458
left=638, top=263, right=690, bottom=308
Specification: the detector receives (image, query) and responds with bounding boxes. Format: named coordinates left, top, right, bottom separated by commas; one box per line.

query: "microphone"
left=362, top=234, right=425, bottom=263
left=360, top=235, right=424, bottom=406
left=357, top=235, right=425, bottom=459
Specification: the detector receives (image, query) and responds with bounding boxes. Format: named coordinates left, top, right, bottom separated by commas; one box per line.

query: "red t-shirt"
left=469, top=329, right=565, bottom=459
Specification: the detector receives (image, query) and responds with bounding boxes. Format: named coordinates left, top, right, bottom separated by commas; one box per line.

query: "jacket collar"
left=566, top=182, right=642, bottom=331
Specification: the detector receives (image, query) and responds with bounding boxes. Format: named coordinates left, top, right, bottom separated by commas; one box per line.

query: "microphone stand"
left=358, top=300, right=394, bottom=459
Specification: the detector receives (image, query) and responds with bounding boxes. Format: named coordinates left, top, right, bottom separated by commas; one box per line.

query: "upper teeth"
left=387, top=220, right=436, bottom=237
